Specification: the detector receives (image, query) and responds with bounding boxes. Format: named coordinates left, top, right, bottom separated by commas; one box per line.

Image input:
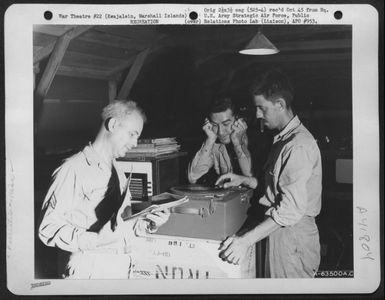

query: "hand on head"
left=202, top=118, right=217, bottom=142
left=230, top=118, right=247, bottom=145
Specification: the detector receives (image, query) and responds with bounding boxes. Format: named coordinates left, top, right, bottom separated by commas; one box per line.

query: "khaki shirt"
left=39, top=145, right=133, bottom=253
left=188, top=143, right=235, bottom=184
left=260, top=116, right=322, bottom=226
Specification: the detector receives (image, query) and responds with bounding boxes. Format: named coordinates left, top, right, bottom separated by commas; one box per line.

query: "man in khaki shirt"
left=39, top=100, right=170, bottom=279
left=216, top=70, right=322, bottom=278
left=188, top=97, right=252, bottom=185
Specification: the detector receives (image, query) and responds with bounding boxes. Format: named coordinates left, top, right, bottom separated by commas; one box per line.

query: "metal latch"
left=170, top=197, right=217, bottom=218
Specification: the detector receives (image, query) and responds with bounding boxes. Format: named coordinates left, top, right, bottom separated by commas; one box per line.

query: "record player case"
left=156, top=185, right=253, bottom=240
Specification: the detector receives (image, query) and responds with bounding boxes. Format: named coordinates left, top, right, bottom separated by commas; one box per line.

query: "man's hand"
left=202, top=118, right=217, bottom=143
left=218, top=235, right=250, bottom=265
left=216, top=173, right=258, bottom=189
left=215, top=173, right=247, bottom=188
left=144, top=209, right=171, bottom=232
left=230, top=118, right=247, bottom=146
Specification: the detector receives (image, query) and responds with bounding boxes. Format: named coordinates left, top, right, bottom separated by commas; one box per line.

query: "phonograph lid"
left=170, top=184, right=235, bottom=198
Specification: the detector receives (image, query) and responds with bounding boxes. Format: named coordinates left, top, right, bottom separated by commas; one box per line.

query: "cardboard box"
left=130, top=234, right=256, bottom=279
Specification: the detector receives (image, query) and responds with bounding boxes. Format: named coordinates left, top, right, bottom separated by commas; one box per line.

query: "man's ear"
left=275, top=98, right=286, bottom=111
left=104, top=117, right=117, bottom=132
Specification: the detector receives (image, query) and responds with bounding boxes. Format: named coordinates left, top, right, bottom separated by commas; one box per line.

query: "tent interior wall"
left=33, top=24, right=353, bottom=278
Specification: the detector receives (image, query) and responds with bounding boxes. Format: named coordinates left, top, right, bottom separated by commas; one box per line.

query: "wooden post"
left=34, top=26, right=93, bottom=64
left=34, top=26, right=92, bottom=124
left=108, top=79, right=117, bottom=103
left=35, top=35, right=71, bottom=100
left=117, top=48, right=150, bottom=100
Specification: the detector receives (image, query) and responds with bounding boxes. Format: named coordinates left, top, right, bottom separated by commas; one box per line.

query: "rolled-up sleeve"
left=266, top=145, right=313, bottom=227
left=38, top=163, right=97, bottom=253
left=187, top=144, right=215, bottom=183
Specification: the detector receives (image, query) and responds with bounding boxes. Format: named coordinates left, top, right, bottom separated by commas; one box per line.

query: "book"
left=138, top=137, right=177, bottom=145
left=127, top=145, right=181, bottom=153
left=131, top=141, right=178, bottom=149
left=122, top=194, right=189, bottom=221
left=123, top=152, right=178, bottom=159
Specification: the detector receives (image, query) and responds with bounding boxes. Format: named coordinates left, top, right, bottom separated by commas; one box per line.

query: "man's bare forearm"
left=202, top=138, right=216, bottom=154
left=192, top=139, right=215, bottom=166
left=240, top=217, right=281, bottom=246
left=234, top=143, right=252, bottom=176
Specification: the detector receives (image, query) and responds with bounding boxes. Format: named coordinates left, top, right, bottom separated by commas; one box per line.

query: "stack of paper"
left=125, top=137, right=180, bottom=158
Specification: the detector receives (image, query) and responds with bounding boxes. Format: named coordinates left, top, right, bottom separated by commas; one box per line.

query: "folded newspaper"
left=122, top=193, right=189, bottom=221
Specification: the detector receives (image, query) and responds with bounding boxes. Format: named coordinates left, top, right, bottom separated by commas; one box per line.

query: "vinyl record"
left=170, top=184, right=229, bottom=197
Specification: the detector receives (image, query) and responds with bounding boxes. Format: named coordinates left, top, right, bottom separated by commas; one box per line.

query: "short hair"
left=208, top=96, right=235, bottom=116
left=250, top=69, right=294, bottom=108
left=101, top=100, right=147, bottom=123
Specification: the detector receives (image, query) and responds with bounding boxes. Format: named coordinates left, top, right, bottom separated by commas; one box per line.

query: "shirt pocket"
left=85, top=186, right=111, bottom=215
left=88, top=186, right=109, bottom=202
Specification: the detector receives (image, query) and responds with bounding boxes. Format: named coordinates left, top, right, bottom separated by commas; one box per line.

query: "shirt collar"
left=83, top=143, right=112, bottom=171
left=273, top=115, right=301, bottom=144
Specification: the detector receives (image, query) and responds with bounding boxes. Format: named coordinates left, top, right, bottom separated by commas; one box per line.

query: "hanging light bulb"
left=239, top=30, right=279, bottom=55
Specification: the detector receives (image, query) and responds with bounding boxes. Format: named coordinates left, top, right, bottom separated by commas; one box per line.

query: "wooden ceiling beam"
left=77, top=30, right=150, bottom=51
left=93, top=25, right=164, bottom=41
left=35, top=32, right=72, bottom=99
left=108, top=39, right=166, bottom=76
left=34, top=26, right=94, bottom=126
left=56, top=65, right=111, bottom=80
left=108, top=80, right=118, bottom=103
left=34, top=26, right=93, bottom=64
left=33, top=25, right=77, bottom=36
left=117, top=48, right=150, bottom=100
left=62, top=51, right=128, bottom=71
left=67, top=39, right=138, bottom=61
left=108, top=56, right=137, bottom=76
left=33, top=32, right=58, bottom=47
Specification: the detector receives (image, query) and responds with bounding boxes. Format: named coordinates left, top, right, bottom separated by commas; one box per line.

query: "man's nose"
left=256, top=108, right=263, bottom=119
left=218, top=124, right=225, bottom=135
left=132, top=139, right=138, bottom=148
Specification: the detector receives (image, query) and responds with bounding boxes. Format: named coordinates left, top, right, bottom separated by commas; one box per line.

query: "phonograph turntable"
left=155, top=184, right=253, bottom=240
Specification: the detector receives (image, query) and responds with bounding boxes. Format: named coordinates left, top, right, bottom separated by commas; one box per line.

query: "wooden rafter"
left=34, top=26, right=93, bottom=64
left=78, top=30, right=149, bottom=51
left=108, top=80, right=118, bottom=103
left=56, top=65, right=111, bottom=80
left=35, top=26, right=93, bottom=98
left=35, top=35, right=71, bottom=100
left=34, top=26, right=93, bottom=125
left=117, top=48, right=150, bottom=100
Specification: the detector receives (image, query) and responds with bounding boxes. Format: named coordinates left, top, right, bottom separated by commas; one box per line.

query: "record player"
left=155, top=184, right=253, bottom=240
